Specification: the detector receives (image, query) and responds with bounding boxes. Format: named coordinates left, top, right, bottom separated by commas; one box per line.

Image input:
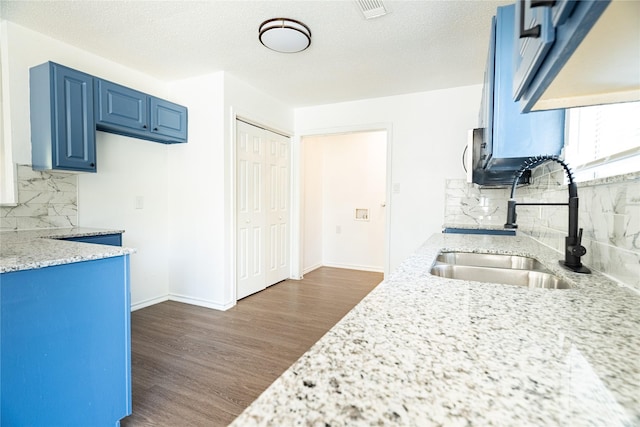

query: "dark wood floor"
left=120, top=267, right=382, bottom=426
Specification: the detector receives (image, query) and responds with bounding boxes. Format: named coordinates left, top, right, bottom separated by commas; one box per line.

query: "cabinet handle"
left=519, top=0, right=556, bottom=39
left=143, top=125, right=147, bottom=129
left=90, top=163, right=95, bottom=168
left=153, top=127, right=158, bottom=131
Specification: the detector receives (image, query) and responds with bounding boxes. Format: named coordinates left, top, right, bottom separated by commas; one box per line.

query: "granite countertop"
left=231, top=233, right=640, bottom=426
left=0, top=227, right=134, bottom=273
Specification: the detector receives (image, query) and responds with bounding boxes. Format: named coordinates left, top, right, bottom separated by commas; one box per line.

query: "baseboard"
left=131, top=295, right=169, bottom=312
left=302, top=263, right=323, bottom=275
left=321, top=262, right=384, bottom=273
left=168, top=293, right=236, bottom=311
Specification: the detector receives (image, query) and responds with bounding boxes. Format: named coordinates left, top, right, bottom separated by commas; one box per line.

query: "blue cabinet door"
left=1, top=256, right=131, bottom=426
left=482, top=4, right=565, bottom=172
left=96, top=79, right=149, bottom=137
left=515, top=0, right=611, bottom=112
left=150, top=97, right=188, bottom=143
left=512, top=0, right=556, bottom=101
left=30, top=62, right=96, bottom=172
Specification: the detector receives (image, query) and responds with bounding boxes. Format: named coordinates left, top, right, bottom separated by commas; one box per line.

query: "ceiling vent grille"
left=355, top=0, right=388, bottom=19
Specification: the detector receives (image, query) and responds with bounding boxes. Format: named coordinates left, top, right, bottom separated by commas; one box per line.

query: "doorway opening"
left=300, top=130, right=389, bottom=276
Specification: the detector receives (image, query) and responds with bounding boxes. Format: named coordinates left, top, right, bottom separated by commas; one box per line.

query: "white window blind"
left=564, top=101, right=640, bottom=182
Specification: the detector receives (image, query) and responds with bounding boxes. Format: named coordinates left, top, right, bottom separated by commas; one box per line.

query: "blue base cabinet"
left=1, top=255, right=131, bottom=426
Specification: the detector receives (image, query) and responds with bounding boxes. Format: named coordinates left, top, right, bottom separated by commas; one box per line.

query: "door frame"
left=294, top=123, right=393, bottom=280
left=230, top=110, right=293, bottom=303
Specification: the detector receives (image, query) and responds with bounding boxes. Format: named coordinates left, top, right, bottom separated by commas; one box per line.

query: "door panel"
left=150, top=97, right=188, bottom=141
left=236, top=122, right=266, bottom=299
left=266, top=135, right=290, bottom=285
left=236, top=121, right=290, bottom=299
left=96, top=79, right=148, bottom=132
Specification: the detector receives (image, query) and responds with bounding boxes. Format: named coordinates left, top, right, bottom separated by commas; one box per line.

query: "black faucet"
left=504, top=156, right=591, bottom=274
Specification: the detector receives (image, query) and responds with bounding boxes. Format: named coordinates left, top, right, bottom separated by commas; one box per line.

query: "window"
left=564, top=101, right=640, bottom=182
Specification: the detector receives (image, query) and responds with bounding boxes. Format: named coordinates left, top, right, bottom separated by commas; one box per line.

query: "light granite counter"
left=231, top=233, right=640, bottom=426
left=0, top=227, right=134, bottom=273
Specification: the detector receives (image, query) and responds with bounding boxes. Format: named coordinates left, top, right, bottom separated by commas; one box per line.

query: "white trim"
left=130, top=294, right=169, bottom=311
left=321, top=262, right=384, bottom=273
left=302, top=263, right=323, bottom=275
left=290, top=135, right=303, bottom=280
left=573, top=145, right=640, bottom=171
left=0, top=23, right=17, bottom=206
left=169, top=293, right=236, bottom=311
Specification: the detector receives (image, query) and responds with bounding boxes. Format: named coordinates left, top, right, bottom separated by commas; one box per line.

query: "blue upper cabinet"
left=30, top=62, right=97, bottom=172
left=512, top=0, right=557, bottom=102
left=150, top=98, right=188, bottom=142
left=96, top=79, right=149, bottom=136
left=96, top=79, right=187, bottom=144
left=514, top=0, right=639, bottom=112
left=478, top=4, right=564, bottom=174
left=30, top=62, right=188, bottom=171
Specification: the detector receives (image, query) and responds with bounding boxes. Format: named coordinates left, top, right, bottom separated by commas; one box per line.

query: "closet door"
left=265, top=131, right=290, bottom=285
left=236, top=120, right=290, bottom=300
left=236, top=121, right=266, bottom=299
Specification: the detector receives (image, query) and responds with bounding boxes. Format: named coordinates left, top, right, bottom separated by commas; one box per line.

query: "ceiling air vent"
left=355, top=0, right=388, bottom=19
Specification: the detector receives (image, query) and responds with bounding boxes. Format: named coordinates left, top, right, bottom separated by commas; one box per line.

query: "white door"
left=236, top=120, right=290, bottom=299
left=266, top=133, right=290, bottom=285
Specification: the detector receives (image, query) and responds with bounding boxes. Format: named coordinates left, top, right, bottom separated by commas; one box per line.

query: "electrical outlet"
left=336, top=225, right=342, bottom=234
left=135, top=196, right=144, bottom=210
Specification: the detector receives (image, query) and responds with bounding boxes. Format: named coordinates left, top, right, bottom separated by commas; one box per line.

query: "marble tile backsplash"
left=445, top=166, right=640, bottom=292
left=0, top=165, right=78, bottom=230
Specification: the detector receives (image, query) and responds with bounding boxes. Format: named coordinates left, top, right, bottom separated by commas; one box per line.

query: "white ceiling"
left=0, top=0, right=511, bottom=107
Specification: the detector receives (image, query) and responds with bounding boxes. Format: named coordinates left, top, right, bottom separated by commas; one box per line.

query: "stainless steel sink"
left=436, top=251, right=548, bottom=271
left=431, top=251, right=571, bottom=289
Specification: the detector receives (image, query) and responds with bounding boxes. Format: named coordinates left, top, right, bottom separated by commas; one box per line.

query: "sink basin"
left=436, top=251, right=548, bottom=271
left=431, top=251, right=571, bottom=289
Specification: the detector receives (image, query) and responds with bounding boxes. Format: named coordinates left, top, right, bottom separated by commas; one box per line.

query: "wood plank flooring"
left=120, top=267, right=383, bottom=426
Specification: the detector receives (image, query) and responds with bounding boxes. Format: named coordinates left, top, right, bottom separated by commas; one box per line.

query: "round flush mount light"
left=259, top=18, right=311, bottom=53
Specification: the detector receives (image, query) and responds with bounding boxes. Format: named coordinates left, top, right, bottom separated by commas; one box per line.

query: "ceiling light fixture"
left=259, top=18, right=311, bottom=53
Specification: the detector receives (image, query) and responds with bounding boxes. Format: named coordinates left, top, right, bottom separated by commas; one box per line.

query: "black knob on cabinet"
left=90, top=163, right=95, bottom=168
left=153, top=127, right=158, bottom=131
left=143, top=125, right=147, bottom=129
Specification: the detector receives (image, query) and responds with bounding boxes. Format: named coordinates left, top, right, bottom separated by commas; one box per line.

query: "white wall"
left=302, top=131, right=386, bottom=273
left=165, top=72, right=227, bottom=309
left=1, top=21, right=172, bottom=309
left=295, top=86, right=482, bottom=272
left=166, top=71, right=294, bottom=310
